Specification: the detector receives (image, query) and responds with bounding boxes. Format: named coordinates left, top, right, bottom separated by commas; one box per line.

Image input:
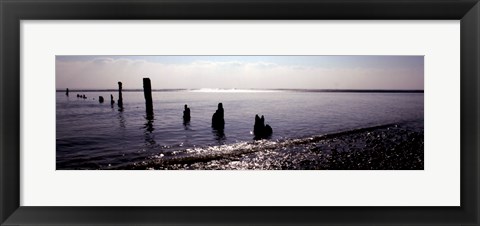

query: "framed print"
left=1, top=0, right=479, bottom=225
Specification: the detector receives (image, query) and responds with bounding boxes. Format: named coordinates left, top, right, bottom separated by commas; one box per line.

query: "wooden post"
left=143, top=78, right=154, bottom=116
left=110, top=94, right=115, bottom=105
left=118, top=82, right=123, bottom=108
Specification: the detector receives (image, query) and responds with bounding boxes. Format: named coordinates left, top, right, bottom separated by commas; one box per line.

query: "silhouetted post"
left=253, top=114, right=273, bottom=140
left=110, top=94, right=115, bottom=105
left=183, top=104, right=191, bottom=122
left=65, top=88, right=69, bottom=96
left=254, top=114, right=263, bottom=137
left=143, top=78, right=154, bottom=116
left=118, top=82, right=123, bottom=109
left=212, top=103, right=225, bottom=130
left=99, top=96, right=104, bottom=103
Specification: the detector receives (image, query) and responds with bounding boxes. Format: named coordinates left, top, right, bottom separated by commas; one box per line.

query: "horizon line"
left=56, top=88, right=424, bottom=93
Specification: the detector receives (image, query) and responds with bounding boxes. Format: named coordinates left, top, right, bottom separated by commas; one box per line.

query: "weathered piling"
left=118, top=82, right=123, bottom=109
left=253, top=114, right=273, bottom=140
left=212, top=103, right=225, bottom=130
left=66, top=88, right=69, bottom=96
left=143, top=78, right=154, bottom=116
left=183, top=104, right=191, bottom=122
left=110, top=94, right=115, bottom=105
left=99, top=96, right=104, bottom=103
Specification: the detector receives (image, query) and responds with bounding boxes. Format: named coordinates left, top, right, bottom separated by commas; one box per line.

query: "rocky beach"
left=125, top=123, right=424, bottom=170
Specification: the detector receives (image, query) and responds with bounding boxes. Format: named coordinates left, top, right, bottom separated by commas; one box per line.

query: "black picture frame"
left=1, top=0, right=478, bottom=225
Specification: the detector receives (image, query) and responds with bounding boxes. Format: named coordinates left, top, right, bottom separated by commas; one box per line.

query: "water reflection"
left=183, top=121, right=191, bottom=130
left=117, top=111, right=126, bottom=129
left=212, top=128, right=226, bottom=143
left=144, top=114, right=155, bottom=145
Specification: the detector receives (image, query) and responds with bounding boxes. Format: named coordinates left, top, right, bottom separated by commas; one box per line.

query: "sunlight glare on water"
left=56, top=90, right=423, bottom=169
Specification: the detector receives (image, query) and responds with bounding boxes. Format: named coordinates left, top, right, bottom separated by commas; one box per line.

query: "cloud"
left=56, top=57, right=424, bottom=90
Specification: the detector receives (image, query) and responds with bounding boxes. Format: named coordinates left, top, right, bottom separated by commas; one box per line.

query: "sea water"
left=56, top=90, right=424, bottom=169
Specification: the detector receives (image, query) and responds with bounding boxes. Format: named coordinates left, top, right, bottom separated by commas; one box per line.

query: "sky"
left=56, top=55, right=424, bottom=90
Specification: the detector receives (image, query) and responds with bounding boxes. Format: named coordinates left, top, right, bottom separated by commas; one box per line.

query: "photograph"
left=56, top=55, right=424, bottom=170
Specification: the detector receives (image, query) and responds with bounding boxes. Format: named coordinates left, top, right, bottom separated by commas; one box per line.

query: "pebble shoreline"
left=127, top=123, right=424, bottom=170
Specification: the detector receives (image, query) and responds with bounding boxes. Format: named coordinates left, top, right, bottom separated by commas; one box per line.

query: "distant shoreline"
left=56, top=88, right=424, bottom=93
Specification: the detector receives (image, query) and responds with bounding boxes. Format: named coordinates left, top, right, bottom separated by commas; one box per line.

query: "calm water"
left=56, top=90, right=424, bottom=169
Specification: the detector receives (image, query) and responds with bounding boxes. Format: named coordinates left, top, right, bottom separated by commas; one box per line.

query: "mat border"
left=1, top=0, right=479, bottom=225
